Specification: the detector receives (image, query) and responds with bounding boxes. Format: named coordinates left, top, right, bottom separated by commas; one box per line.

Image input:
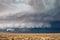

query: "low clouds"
left=0, top=0, right=59, bottom=29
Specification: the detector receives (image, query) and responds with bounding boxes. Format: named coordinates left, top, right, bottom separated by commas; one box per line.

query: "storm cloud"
left=0, top=0, right=59, bottom=29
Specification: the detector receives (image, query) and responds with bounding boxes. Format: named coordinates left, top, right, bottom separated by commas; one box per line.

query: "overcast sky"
left=0, top=0, right=60, bottom=29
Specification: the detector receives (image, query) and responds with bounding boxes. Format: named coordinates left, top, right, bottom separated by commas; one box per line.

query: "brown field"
left=0, top=33, right=60, bottom=40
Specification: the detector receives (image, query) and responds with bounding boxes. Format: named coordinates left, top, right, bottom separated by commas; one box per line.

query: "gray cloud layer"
left=0, top=0, right=60, bottom=29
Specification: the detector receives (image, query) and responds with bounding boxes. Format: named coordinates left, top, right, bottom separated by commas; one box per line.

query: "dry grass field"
left=0, top=33, right=60, bottom=40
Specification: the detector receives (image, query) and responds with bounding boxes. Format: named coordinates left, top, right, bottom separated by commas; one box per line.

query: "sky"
left=0, top=0, right=59, bottom=29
